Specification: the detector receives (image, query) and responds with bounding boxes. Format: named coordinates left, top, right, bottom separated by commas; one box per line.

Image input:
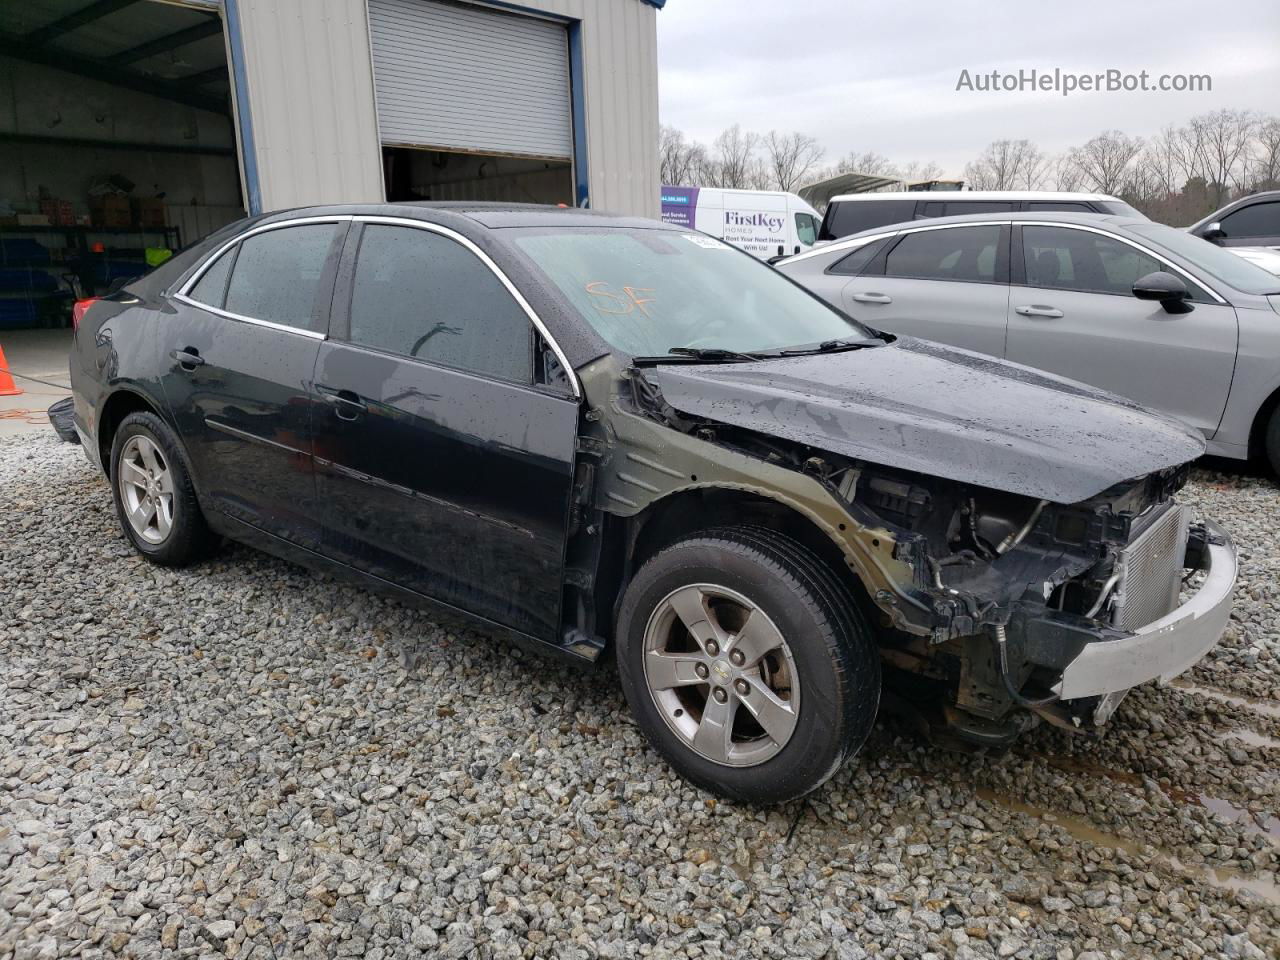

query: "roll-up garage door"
left=367, top=0, right=572, bottom=160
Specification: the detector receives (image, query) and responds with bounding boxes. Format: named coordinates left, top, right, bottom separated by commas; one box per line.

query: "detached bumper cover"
left=1055, top=520, right=1236, bottom=699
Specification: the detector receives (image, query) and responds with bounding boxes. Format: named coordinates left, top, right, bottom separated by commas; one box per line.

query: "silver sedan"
left=777, top=211, right=1280, bottom=470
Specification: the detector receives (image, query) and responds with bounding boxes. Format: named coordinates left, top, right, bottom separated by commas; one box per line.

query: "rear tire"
left=109, top=411, right=213, bottom=566
left=615, top=525, right=880, bottom=804
left=1266, top=407, right=1280, bottom=478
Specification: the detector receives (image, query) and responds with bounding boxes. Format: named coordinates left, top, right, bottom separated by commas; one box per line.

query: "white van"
left=660, top=186, right=823, bottom=259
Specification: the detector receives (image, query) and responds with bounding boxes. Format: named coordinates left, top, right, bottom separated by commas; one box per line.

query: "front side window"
left=1220, top=201, right=1280, bottom=239
left=884, top=225, right=1001, bottom=283
left=1025, top=201, right=1093, bottom=213
left=1022, top=226, right=1163, bottom=296
left=223, top=224, right=337, bottom=332
left=347, top=225, right=532, bottom=384
left=511, top=227, right=869, bottom=357
left=944, top=200, right=1016, bottom=216
left=794, top=213, right=818, bottom=246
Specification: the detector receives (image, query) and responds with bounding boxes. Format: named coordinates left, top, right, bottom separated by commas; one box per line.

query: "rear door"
left=1004, top=224, right=1238, bottom=437
left=164, top=219, right=346, bottom=549
left=312, top=220, right=579, bottom=641
left=840, top=223, right=1011, bottom=357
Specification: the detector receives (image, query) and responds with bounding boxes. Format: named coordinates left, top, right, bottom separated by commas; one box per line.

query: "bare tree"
left=1186, top=109, right=1257, bottom=205
left=658, top=125, right=706, bottom=186
left=1069, top=130, right=1144, bottom=195
left=835, top=150, right=895, bottom=176
left=1249, top=116, right=1280, bottom=192
left=1048, top=152, right=1084, bottom=191
left=896, top=160, right=945, bottom=183
left=703, top=124, right=760, bottom=189
left=762, top=130, right=825, bottom=193
left=963, top=139, right=1047, bottom=190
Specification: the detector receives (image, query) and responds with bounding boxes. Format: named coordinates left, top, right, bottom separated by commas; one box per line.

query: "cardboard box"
left=132, top=197, right=167, bottom=228
left=90, top=195, right=131, bottom=228
left=38, top=198, right=75, bottom=226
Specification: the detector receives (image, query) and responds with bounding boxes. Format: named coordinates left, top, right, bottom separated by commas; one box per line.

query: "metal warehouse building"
left=0, top=0, right=661, bottom=329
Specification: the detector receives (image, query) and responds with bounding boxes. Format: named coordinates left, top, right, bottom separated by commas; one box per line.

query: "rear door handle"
left=170, top=347, right=205, bottom=370
left=318, top=386, right=367, bottom=421
left=850, top=292, right=892, bottom=304
left=1015, top=305, right=1064, bottom=318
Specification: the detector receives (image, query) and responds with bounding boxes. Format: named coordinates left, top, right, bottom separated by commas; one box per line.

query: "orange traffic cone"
left=0, top=344, right=23, bottom=396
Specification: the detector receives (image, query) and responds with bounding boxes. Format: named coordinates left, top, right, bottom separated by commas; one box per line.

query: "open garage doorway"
left=0, top=0, right=246, bottom=330
left=382, top=146, right=572, bottom=205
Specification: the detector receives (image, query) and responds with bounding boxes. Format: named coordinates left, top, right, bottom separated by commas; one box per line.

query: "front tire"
left=109, top=411, right=213, bottom=566
left=615, top=526, right=880, bottom=804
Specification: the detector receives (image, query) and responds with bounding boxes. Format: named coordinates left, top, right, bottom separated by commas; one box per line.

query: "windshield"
left=1129, top=222, right=1280, bottom=295
left=509, top=227, right=870, bottom=356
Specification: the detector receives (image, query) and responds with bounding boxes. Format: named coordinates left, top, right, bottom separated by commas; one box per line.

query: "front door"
left=161, top=220, right=346, bottom=549
left=841, top=223, right=1011, bottom=357
left=312, top=221, right=578, bottom=641
left=1005, top=224, right=1238, bottom=438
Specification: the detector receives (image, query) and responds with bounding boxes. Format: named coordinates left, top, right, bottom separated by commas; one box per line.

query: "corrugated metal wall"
left=233, top=0, right=658, bottom=219
left=232, top=0, right=384, bottom=209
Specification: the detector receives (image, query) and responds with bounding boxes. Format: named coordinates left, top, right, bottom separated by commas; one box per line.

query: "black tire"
left=1266, top=407, right=1280, bottom=478
left=615, top=525, right=880, bottom=804
left=109, top=411, right=213, bottom=566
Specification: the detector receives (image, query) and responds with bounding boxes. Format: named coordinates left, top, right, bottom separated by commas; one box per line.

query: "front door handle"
left=1015, top=304, right=1064, bottom=318
left=170, top=347, right=205, bottom=370
left=850, top=292, right=893, bottom=304
left=318, top=387, right=367, bottom=421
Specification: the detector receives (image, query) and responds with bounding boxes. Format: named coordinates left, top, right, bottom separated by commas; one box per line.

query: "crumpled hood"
left=650, top=337, right=1205, bottom=503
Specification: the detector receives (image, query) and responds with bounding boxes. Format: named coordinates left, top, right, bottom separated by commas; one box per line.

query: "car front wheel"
left=615, top=525, right=880, bottom=803
left=109, top=411, right=213, bottom=566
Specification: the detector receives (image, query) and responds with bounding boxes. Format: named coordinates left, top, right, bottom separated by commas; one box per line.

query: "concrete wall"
left=0, top=55, right=243, bottom=217
left=235, top=0, right=659, bottom=218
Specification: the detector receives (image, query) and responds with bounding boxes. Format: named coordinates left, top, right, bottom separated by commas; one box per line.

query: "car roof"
left=779, top=210, right=1155, bottom=265
left=826, top=190, right=1123, bottom=204
left=1187, top=190, right=1280, bottom=231
left=251, top=201, right=667, bottom=232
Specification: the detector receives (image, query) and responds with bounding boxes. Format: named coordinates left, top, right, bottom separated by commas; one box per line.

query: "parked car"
left=817, top=190, right=1143, bottom=242
left=67, top=203, right=1235, bottom=803
left=779, top=210, right=1280, bottom=471
left=661, top=186, right=823, bottom=259
left=1188, top=190, right=1280, bottom=275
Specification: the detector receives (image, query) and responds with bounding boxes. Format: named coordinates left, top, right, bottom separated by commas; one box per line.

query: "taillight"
left=72, top=298, right=99, bottom=330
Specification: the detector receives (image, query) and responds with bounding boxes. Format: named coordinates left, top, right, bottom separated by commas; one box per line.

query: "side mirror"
left=1133, top=271, right=1193, bottom=313
left=777, top=244, right=785, bottom=257
left=1200, top=222, right=1227, bottom=244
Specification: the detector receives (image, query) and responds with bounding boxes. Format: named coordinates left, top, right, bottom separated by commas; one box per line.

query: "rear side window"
left=347, top=225, right=532, bottom=384
left=821, top=199, right=915, bottom=240
left=223, top=224, right=337, bottom=332
left=1220, top=201, right=1280, bottom=239
left=885, top=226, right=1002, bottom=283
left=187, top=248, right=235, bottom=309
left=943, top=200, right=1016, bottom=216
left=829, top=238, right=889, bottom=276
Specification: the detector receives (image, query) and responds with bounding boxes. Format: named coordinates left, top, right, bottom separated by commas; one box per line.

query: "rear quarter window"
left=822, top=199, right=917, bottom=240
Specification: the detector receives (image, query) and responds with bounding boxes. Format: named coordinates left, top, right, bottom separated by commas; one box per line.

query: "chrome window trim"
left=351, top=215, right=581, bottom=399
left=1015, top=220, right=1228, bottom=305
left=175, top=215, right=352, bottom=339
left=788, top=218, right=1229, bottom=304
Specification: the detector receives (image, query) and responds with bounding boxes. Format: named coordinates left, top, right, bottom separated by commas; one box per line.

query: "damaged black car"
left=66, top=203, right=1237, bottom=803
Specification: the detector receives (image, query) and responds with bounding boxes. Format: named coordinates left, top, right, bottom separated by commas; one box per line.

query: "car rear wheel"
left=615, top=525, right=880, bottom=803
left=1266, top=407, right=1280, bottom=477
left=110, top=411, right=213, bottom=566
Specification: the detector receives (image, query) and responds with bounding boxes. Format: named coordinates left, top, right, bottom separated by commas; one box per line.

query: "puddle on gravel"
left=975, top=787, right=1280, bottom=906
left=1172, top=682, right=1280, bottom=720
left=1196, top=794, right=1280, bottom=841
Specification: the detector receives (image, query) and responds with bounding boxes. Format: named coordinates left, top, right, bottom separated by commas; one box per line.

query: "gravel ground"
left=1, top=433, right=1277, bottom=960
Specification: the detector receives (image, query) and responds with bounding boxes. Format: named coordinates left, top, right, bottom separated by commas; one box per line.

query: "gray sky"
left=657, top=0, right=1280, bottom=177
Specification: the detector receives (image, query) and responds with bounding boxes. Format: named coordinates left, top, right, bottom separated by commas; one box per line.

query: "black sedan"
left=67, top=203, right=1234, bottom=803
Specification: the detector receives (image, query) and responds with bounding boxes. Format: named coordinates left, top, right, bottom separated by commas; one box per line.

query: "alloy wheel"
left=642, top=583, right=800, bottom=767
left=118, top=435, right=175, bottom=545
